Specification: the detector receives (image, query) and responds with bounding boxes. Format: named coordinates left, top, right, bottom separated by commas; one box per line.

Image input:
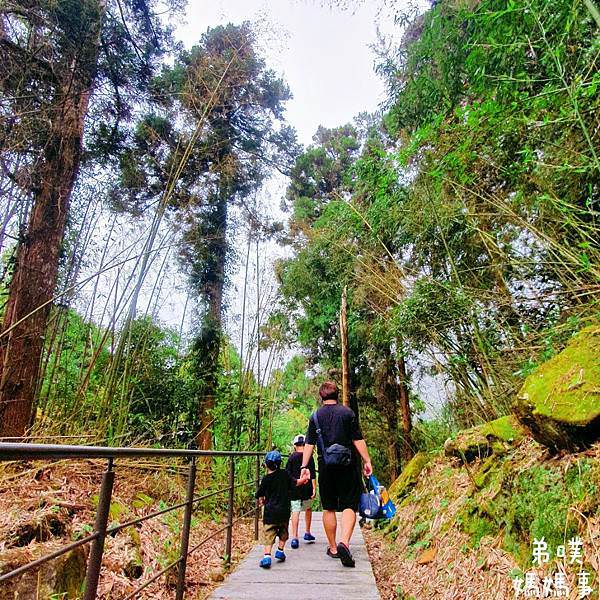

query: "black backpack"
left=312, top=411, right=352, bottom=467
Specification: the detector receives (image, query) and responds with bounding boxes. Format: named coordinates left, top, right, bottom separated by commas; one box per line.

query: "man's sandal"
left=336, top=542, right=355, bottom=568
left=326, top=547, right=339, bottom=559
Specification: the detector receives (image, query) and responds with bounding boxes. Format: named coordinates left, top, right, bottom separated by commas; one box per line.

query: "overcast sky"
left=177, top=0, right=396, bottom=145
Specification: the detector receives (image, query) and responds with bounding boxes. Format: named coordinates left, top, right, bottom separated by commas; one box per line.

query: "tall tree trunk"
left=0, top=89, right=94, bottom=438
left=0, top=2, right=105, bottom=438
left=349, top=371, right=360, bottom=420
left=374, top=356, right=401, bottom=481
left=398, top=353, right=413, bottom=465
left=374, top=350, right=413, bottom=481
left=195, top=192, right=228, bottom=451
left=387, top=394, right=400, bottom=481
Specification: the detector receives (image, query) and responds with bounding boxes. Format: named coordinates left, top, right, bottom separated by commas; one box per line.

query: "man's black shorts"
left=318, top=463, right=361, bottom=511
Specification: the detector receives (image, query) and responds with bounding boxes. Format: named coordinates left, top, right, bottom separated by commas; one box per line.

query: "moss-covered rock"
left=0, top=542, right=87, bottom=598
left=444, top=415, right=525, bottom=462
left=513, top=325, right=600, bottom=450
left=388, top=452, right=431, bottom=502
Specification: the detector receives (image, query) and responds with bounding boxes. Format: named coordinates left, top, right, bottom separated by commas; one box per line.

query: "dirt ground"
left=0, top=458, right=255, bottom=599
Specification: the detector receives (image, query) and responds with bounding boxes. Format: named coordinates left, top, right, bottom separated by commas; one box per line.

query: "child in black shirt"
left=255, top=450, right=308, bottom=568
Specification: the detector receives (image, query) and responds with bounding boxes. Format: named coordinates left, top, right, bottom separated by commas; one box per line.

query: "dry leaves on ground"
left=0, top=459, right=255, bottom=599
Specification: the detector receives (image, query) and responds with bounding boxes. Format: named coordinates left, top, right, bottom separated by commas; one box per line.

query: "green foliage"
left=156, top=500, right=182, bottom=570
left=37, top=310, right=194, bottom=443
left=391, top=279, right=471, bottom=352
left=384, top=2, right=469, bottom=133
left=277, top=124, right=364, bottom=367
left=120, top=316, right=185, bottom=440
left=0, top=0, right=182, bottom=165
left=37, top=308, right=111, bottom=431
left=270, top=408, right=311, bottom=453
left=376, top=0, right=599, bottom=426
left=411, top=417, right=455, bottom=453
left=264, top=355, right=318, bottom=451
left=456, top=501, right=496, bottom=549
left=406, top=519, right=433, bottom=557
left=286, top=124, right=360, bottom=229
left=277, top=0, right=599, bottom=472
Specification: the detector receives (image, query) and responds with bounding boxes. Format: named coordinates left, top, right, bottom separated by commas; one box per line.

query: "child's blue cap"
left=264, top=450, right=282, bottom=465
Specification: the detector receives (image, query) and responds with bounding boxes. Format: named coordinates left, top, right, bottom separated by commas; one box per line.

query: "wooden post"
left=340, top=287, right=350, bottom=408
left=398, top=354, right=414, bottom=464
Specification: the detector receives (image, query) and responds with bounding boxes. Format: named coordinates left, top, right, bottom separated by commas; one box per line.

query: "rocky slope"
left=366, top=438, right=599, bottom=599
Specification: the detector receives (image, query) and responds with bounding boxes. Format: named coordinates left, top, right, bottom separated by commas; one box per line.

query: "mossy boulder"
left=513, top=325, right=600, bottom=450
left=388, top=452, right=431, bottom=502
left=0, top=542, right=87, bottom=598
left=444, top=415, right=525, bottom=462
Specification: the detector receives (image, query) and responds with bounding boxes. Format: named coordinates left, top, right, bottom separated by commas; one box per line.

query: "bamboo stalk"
left=340, top=286, right=350, bottom=408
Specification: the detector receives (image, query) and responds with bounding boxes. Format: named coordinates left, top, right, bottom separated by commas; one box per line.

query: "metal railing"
left=0, top=443, right=265, bottom=600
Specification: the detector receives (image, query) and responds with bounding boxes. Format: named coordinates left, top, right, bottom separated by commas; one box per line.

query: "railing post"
left=225, top=456, right=235, bottom=566
left=83, top=457, right=115, bottom=600
left=176, top=457, right=196, bottom=600
left=254, top=454, right=260, bottom=541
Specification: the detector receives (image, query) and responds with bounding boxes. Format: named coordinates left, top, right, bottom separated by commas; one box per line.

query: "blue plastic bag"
left=368, top=474, right=396, bottom=520
left=358, top=487, right=381, bottom=519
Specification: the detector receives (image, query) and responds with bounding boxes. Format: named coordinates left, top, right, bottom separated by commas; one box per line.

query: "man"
left=300, top=381, right=373, bottom=568
left=285, top=434, right=317, bottom=548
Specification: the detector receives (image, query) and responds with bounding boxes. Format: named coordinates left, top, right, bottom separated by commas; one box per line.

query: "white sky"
left=177, top=0, right=395, bottom=145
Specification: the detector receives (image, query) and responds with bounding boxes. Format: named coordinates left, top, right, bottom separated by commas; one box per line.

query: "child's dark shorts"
left=261, top=522, right=289, bottom=546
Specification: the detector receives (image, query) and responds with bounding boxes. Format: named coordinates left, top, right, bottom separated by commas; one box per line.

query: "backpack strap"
left=312, top=411, right=326, bottom=458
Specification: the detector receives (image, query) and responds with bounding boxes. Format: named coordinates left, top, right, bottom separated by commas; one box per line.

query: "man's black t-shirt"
left=285, top=452, right=316, bottom=501
left=255, top=469, right=296, bottom=524
left=305, top=403, right=363, bottom=464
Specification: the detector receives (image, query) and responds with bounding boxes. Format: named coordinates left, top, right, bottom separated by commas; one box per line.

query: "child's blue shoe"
left=304, top=532, right=316, bottom=542
left=275, top=549, right=286, bottom=562
left=290, top=538, right=299, bottom=549
left=259, top=556, right=271, bottom=569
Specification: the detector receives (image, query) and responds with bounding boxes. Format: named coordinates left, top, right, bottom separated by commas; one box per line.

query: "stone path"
left=209, top=512, right=380, bottom=600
